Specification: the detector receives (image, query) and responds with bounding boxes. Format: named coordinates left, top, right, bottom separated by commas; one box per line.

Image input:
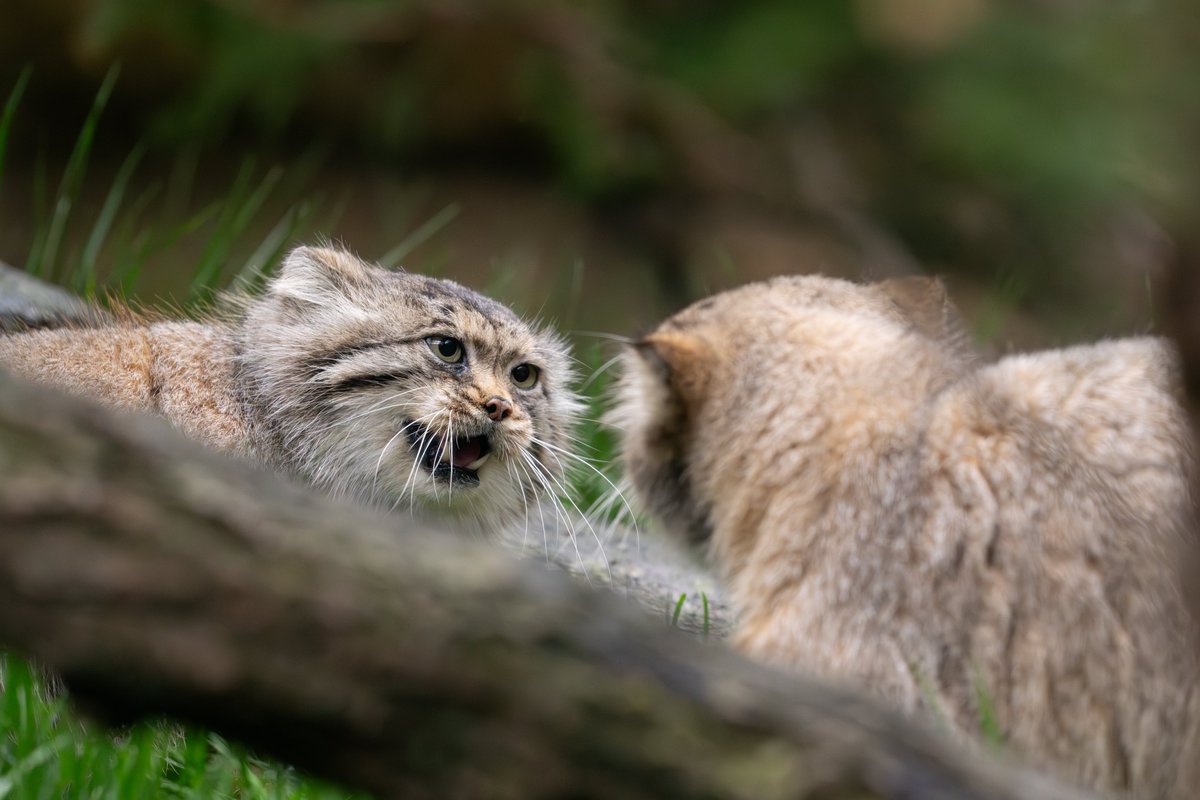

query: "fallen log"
left=0, top=369, right=1093, bottom=799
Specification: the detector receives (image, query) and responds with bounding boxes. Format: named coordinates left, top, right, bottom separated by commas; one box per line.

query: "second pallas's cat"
left=611, top=274, right=1200, bottom=799
left=0, top=246, right=581, bottom=534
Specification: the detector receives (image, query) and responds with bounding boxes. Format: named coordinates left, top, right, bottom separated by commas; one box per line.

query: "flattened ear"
left=634, top=330, right=713, bottom=403
left=876, top=275, right=969, bottom=350
left=270, top=246, right=371, bottom=305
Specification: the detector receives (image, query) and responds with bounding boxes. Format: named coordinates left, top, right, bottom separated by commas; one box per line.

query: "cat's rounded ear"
left=269, top=246, right=371, bottom=306
left=876, top=275, right=969, bottom=353
left=634, top=331, right=713, bottom=402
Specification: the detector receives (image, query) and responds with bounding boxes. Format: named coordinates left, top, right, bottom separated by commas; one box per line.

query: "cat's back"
left=149, top=321, right=249, bottom=452
left=0, top=324, right=155, bottom=410
left=0, top=320, right=249, bottom=452
left=924, top=336, right=1198, bottom=796
left=941, top=337, right=1189, bottom=530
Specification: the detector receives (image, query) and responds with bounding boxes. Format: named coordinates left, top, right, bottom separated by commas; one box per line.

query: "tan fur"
left=612, top=274, right=1200, bottom=798
left=0, top=247, right=580, bottom=534
left=0, top=321, right=253, bottom=452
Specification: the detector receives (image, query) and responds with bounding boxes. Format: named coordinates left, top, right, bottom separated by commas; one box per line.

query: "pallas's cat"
left=611, top=274, right=1199, bottom=798
left=0, top=246, right=580, bottom=533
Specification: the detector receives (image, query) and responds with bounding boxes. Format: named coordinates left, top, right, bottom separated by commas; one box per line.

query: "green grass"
left=5, top=66, right=342, bottom=315
left=666, top=592, right=712, bottom=638
left=0, top=655, right=364, bottom=800
left=973, top=664, right=1006, bottom=750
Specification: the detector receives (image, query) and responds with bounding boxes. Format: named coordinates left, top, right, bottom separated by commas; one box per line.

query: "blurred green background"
left=1, top=0, right=1198, bottom=347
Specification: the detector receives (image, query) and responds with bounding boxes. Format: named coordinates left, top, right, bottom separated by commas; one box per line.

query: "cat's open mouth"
left=405, top=421, right=491, bottom=486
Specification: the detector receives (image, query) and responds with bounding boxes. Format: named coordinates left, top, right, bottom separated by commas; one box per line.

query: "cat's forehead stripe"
left=407, top=275, right=521, bottom=325
left=465, top=331, right=536, bottom=370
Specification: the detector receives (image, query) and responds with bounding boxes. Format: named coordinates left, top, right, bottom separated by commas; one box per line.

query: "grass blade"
left=76, top=142, right=146, bottom=297
left=232, top=199, right=320, bottom=295
left=27, top=64, right=120, bottom=280
left=973, top=663, right=1005, bottom=749
left=108, top=181, right=167, bottom=297
left=24, top=148, right=47, bottom=274
left=379, top=202, right=460, bottom=269
left=0, top=65, right=32, bottom=193
left=670, top=592, right=687, bottom=627
left=190, top=160, right=283, bottom=301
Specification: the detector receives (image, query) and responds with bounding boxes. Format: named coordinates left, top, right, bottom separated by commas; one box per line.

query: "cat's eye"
left=426, top=336, right=464, bottom=364
left=511, top=363, right=539, bottom=389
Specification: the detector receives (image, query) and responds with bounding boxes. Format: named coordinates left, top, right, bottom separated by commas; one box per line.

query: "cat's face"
left=611, top=274, right=966, bottom=552
left=238, top=247, right=580, bottom=530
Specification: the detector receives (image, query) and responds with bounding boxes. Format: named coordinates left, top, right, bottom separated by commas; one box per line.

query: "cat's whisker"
left=417, top=413, right=450, bottom=508
left=517, top=451, right=580, bottom=576
left=327, top=386, right=424, bottom=419
left=572, top=414, right=627, bottom=432
left=533, top=435, right=640, bottom=549
left=373, top=410, right=442, bottom=501
left=521, top=448, right=612, bottom=584
left=311, top=388, right=429, bottom=435
left=308, top=402, right=411, bottom=440
left=512, top=457, right=548, bottom=560
left=555, top=435, right=599, bottom=456
left=371, top=427, right=410, bottom=500
left=507, top=458, right=532, bottom=550
left=396, top=411, right=447, bottom=513
left=561, top=352, right=591, bottom=369
left=526, top=465, right=551, bottom=562
left=536, top=423, right=602, bottom=456
left=579, top=353, right=624, bottom=393
left=584, top=479, right=642, bottom=539
left=447, top=415, right=456, bottom=506
left=571, top=330, right=634, bottom=344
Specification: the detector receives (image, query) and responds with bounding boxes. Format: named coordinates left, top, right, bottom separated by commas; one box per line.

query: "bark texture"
left=0, top=370, right=1094, bottom=800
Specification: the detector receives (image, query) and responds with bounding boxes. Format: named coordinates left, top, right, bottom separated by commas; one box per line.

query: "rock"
left=501, top=518, right=733, bottom=638
left=0, top=262, right=109, bottom=332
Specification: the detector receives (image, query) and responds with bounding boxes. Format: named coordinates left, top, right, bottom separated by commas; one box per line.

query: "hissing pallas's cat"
left=0, top=246, right=580, bottom=532
left=611, top=274, right=1200, bottom=798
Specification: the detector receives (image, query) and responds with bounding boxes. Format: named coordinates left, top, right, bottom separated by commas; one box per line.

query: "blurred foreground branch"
left=0, top=370, right=1093, bottom=800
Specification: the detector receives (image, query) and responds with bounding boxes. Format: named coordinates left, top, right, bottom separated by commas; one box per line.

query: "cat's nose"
left=483, top=396, right=513, bottom=422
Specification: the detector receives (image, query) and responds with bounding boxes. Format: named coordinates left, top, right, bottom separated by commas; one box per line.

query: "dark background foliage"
left=2, top=0, right=1198, bottom=342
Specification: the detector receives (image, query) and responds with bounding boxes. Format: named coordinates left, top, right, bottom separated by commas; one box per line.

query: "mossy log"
left=0, top=370, right=1093, bottom=800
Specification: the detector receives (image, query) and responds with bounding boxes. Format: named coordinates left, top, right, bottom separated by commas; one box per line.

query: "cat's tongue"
left=450, top=435, right=487, bottom=469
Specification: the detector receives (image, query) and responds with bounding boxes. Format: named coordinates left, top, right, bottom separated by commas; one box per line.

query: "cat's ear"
left=876, top=275, right=968, bottom=349
left=634, top=330, right=713, bottom=402
left=269, top=246, right=370, bottom=305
